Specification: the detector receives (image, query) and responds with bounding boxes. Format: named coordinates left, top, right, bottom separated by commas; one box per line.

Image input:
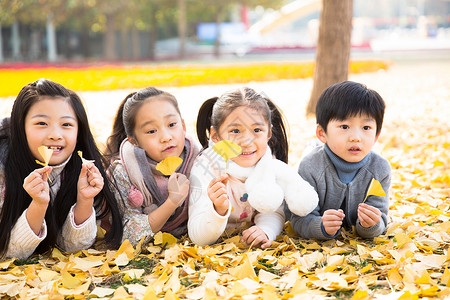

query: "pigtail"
left=196, top=97, right=218, bottom=149
left=104, top=92, right=136, bottom=165
left=266, top=98, right=289, bottom=163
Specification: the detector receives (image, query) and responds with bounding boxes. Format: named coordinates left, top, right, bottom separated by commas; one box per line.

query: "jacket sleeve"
left=0, top=165, right=47, bottom=260
left=289, top=159, right=332, bottom=240
left=188, top=157, right=231, bottom=246
left=6, top=210, right=47, bottom=260
left=110, top=162, right=154, bottom=245
left=254, top=205, right=285, bottom=241
left=356, top=161, right=391, bottom=238
left=58, top=204, right=96, bottom=253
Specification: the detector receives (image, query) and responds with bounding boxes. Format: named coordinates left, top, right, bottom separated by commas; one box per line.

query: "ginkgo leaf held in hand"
left=156, top=156, right=183, bottom=176
left=212, top=140, right=242, bottom=173
left=363, top=178, right=386, bottom=203
left=78, top=150, right=95, bottom=174
left=35, top=145, right=54, bottom=167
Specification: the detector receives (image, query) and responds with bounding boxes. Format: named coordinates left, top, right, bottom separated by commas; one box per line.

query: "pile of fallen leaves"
left=0, top=62, right=449, bottom=299
left=0, top=110, right=448, bottom=300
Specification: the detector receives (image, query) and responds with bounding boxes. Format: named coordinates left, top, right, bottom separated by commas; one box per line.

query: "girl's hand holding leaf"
left=77, top=163, right=103, bottom=202
left=207, top=174, right=229, bottom=216
left=167, top=173, right=190, bottom=206
left=23, top=166, right=53, bottom=206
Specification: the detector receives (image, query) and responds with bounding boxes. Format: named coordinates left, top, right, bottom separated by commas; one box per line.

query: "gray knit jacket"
left=288, top=146, right=391, bottom=240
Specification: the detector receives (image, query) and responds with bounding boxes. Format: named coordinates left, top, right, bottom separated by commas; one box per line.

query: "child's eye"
left=169, top=122, right=177, bottom=128
left=230, top=129, right=240, bottom=134
left=36, top=121, right=47, bottom=126
left=254, top=128, right=262, bottom=133
left=363, top=126, right=371, bottom=130
left=62, top=122, right=74, bottom=127
left=340, top=125, right=349, bottom=129
left=147, top=129, right=156, bottom=134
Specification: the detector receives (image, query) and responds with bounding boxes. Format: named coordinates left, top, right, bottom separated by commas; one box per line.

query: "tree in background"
left=307, top=0, right=353, bottom=115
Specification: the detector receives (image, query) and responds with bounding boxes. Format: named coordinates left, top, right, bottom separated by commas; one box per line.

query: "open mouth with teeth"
left=240, top=150, right=256, bottom=156
left=48, top=146, right=62, bottom=151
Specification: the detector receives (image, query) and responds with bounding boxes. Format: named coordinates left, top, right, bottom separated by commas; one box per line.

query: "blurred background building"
left=0, top=0, right=449, bottom=63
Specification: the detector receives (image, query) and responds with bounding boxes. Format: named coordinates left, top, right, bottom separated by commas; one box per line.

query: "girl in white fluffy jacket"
left=188, top=87, right=318, bottom=249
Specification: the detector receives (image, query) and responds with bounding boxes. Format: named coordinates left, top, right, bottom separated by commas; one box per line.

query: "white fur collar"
left=207, top=140, right=319, bottom=216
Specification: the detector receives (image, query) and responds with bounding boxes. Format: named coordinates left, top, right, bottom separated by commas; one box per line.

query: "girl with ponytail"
left=188, top=87, right=318, bottom=248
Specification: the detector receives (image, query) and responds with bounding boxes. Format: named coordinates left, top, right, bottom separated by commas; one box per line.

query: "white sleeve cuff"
left=6, top=210, right=47, bottom=259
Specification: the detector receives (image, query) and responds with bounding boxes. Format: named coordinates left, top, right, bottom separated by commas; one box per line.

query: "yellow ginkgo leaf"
left=77, top=150, right=95, bottom=164
left=35, top=145, right=54, bottom=166
left=362, top=178, right=386, bottom=203
left=156, top=156, right=183, bottom=176
left=153, top=231, right=177, bottom=246
left=213, top=140, right=242, bottom=162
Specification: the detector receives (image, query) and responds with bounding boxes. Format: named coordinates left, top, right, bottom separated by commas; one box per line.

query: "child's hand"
left=207, top=174, right=229, bottom=216
left=167, top=173, right=190, bottom=207
left=23, top=166, right=52, bottom=206
left=358, top=203, right=381, bottom=228
left=241, top=226, right=271, bottom=249
left=322, top=209, right=345, bottom=236
left=77, top=162, right=104, bottom=202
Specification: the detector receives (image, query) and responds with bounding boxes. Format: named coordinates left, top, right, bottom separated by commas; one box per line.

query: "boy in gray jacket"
left=289, top=81, right=391, bottom=240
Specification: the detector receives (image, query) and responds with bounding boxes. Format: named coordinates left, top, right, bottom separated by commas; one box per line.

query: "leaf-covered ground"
left=0, top=59, right=448, bottom=299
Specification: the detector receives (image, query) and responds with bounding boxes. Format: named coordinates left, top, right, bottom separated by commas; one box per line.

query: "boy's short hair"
left=316, top=81, right=386, bottom=136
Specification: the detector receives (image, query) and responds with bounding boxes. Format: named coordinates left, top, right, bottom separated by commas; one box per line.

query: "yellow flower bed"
left=0, top=60, right=389, bottom=97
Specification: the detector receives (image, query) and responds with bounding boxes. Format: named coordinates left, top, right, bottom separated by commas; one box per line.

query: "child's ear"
left=182, top=119, right=186, bottom=132
left=374, top=130, right=381, bottom=143
left=268, top=124, right=273, bottom=141
left=316, top=125, right=327, bottom=143
left=127, top=136, right=139, bottom=146
left=210, top=126, right=220, bottom=143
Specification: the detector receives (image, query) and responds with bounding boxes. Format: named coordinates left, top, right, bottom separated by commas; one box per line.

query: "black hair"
left=196, top=87, right=289, bottom=163
left=316, top=81, right=386, bottom=136
left=0, top=78, right=123, bottom=257
left=104, top=87, right=181, bottom=164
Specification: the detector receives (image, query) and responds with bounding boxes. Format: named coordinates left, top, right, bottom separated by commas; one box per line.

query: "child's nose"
left=48, top=126, right=62, bottom=140
left=160, top=128, right=172, bottom=142
left=349, top=129, right=361, bottom=142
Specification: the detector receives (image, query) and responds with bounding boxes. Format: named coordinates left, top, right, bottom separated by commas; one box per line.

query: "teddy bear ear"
left=128, top=186, right=144, bottom=208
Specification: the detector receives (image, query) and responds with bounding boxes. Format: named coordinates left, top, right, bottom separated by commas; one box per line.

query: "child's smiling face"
left=130, top=98, right=186, bottom=162
left=317, top=113, right=379, bottom=163
left=25, top=97, right=78, bottom=166
left=211, top=106, right=271, bottom=168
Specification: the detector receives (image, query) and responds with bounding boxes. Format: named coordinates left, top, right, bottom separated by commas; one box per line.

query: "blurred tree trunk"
left=120, top=26, right=128, bottom=59
left=213, top=5, right=225, bottom=58
left=307, top=0, right=353, bottom=115
left=178, top=0, right=186, bottom=59
left=104, top=13, right=117, bottom=60
left=0, top=23, right=3, bottom=62
left=80, top=23, right=90, bottom=58
left=11, top=21, right=21, bottom=60
left=131, top=26, right=140, bottom=59
left=148, top=6, right=158, bottom=60
left=46, top=14, right=57, bottom=61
